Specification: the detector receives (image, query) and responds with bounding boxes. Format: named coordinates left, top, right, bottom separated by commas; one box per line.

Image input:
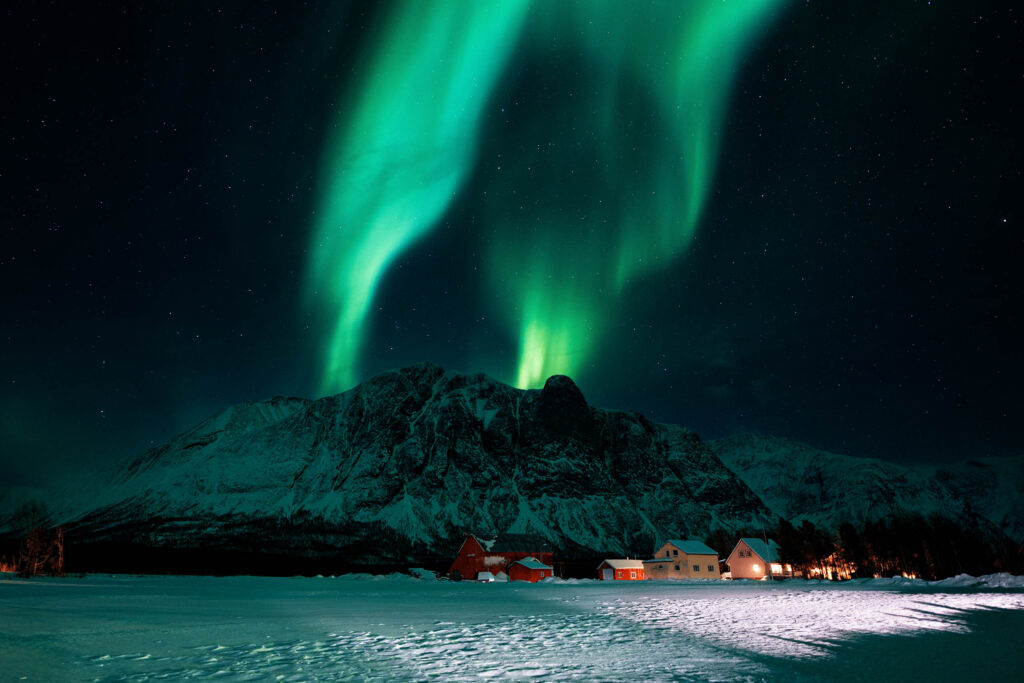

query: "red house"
left=508, top=557, right=554, bottom=582
left=448, top=534, right=554, bottom=581
left=597, top=559, right=645, bottom=580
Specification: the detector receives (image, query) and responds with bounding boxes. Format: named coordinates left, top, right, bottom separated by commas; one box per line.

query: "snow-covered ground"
left=2, top=574, right=1023, bottom=681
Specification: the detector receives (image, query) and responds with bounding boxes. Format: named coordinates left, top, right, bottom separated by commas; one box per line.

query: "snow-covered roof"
left=739, top=538, right=781, bottom=563
left=665, top=540, right=719, bottom=556
left=474, top=534, right=550, bottom=553
left=511, top=556, right=552, bottom=570
left=598, top=559, right=645, bottom=570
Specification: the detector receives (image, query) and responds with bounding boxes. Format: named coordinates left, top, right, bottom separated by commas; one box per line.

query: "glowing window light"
left=770, top=563, right=783, bottom=574
left=752, top=564, right=760, bottom=572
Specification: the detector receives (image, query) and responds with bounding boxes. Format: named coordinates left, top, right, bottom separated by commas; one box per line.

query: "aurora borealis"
left=309, top=0, right=787, bottom=394
left=3, top=1, right=1021, bottom=484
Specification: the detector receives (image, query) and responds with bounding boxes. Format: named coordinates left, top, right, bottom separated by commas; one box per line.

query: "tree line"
left=707, top=513, right=1022, bottom=581
left=0, top=501, right=65, bottom=578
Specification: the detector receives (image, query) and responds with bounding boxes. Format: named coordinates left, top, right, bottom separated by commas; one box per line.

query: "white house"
left=726, top=538, right=793, bottom=579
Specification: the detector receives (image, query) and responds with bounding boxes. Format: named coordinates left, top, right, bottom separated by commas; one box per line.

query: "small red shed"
left=508, top=557, right=554, bottom=583
left=597, top=559, right=645, bottom=580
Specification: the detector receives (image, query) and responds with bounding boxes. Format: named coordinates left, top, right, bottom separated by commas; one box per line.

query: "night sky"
left=3, top=1, right=1021, bottom=487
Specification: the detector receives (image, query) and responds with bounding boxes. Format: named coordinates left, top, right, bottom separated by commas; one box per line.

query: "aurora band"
left=307, top=0, right=786, bottom=395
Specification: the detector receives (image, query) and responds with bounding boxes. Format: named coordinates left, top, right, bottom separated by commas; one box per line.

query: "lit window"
left=752, top=564, right=760, bottom=572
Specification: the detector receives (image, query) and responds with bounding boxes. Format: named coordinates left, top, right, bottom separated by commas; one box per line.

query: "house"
left=597, top=559, right=645, bottom=580
left=726, top=538, right=794, bottom=580
left=643, top=540, right=721, bottom=579
left=448, top=533, right=554, bottom=581
left=509, top=557, right=554, bottom=582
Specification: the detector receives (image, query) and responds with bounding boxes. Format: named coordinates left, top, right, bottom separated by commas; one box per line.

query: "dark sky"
left=3, top=1, right=1021, bottom=487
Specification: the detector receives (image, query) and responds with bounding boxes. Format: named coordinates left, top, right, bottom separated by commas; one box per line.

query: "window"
left=666, top=550, right=670, bottom=557
left=673, top=549, right=678, bottom=556
left=630, top=571, right=636, bottom=579
left=708, top=565, right=714, bottom=572
left=693, top=565, right=700, bottom=572
left=674, top=565, right=680, bottom=571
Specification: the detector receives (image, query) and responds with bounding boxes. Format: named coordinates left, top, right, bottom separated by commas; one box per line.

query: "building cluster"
left=448, top=534, right=795, bottom=582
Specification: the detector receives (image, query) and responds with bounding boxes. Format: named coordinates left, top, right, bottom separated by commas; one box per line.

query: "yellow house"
left=643, top=540, right=721, bottom=579
left=726, top=538, right=793, bottom=580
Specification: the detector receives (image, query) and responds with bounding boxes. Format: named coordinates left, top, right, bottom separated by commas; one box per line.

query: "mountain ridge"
left=2, top=363, right=1019, bottom=571
left=28, top=364, right=773, bottom=565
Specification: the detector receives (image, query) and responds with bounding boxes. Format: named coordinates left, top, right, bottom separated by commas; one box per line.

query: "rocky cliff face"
left=59, top=364, right=774, bottom=564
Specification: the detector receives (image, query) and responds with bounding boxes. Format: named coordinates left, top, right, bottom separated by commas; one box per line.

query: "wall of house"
left=645, top=555, right=720, bottom=579
left=509, top=565, right=551, bottom=582
left=727, top=541, right=767, bottom=579
left=643, top=562, right=670, bottom=579
left=682, top=554, right=720, bottom=579
left=598, top=563, right=644, bottom=580
left=448, top=537, right=486, bottom=580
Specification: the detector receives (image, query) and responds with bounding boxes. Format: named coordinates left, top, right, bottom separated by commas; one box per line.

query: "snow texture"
left=1, top=573, right=1023, bottom=681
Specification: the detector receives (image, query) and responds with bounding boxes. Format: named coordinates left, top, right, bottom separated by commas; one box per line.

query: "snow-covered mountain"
left=41, top=364, right=774, bottom=565
left=711, top=434, right=1024, bottom=544
left=5, top=366, right=1018, bottom=571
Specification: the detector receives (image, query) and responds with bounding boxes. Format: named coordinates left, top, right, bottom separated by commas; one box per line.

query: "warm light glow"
left=770, top=563, right=783, bottom=574
left=752, top=564, right=760, bottom=572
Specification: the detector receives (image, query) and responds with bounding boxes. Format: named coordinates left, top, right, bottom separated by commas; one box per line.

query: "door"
left=602, top=569, right=614, bottom=580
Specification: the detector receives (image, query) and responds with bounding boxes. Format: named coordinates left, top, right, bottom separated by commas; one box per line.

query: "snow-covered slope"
left=45, top=364, right=773, bottom=563
left=931, top=456, right=1024, bottom=545
left=711, top=434, right=1023, bottom=543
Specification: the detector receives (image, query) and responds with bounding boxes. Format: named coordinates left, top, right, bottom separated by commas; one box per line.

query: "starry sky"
left=3, top=1, right=1021, bottom=486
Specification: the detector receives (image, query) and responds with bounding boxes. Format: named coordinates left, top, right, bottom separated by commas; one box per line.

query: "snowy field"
left=2, top=573, right=1024, bottom=681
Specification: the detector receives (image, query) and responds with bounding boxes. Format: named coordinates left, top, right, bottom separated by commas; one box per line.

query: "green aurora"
left=308, top=0, right=787, bottom=395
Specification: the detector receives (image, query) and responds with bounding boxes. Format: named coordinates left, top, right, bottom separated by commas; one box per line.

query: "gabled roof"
left=664, top=540, right=719, bottom=556
left=737, top=538, right=781, bottom=563
left=598, top=559, right=645, bottom=570
left=511, top=556, right=552, bottom=570
left=473, top=533, right=552, bottom=553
